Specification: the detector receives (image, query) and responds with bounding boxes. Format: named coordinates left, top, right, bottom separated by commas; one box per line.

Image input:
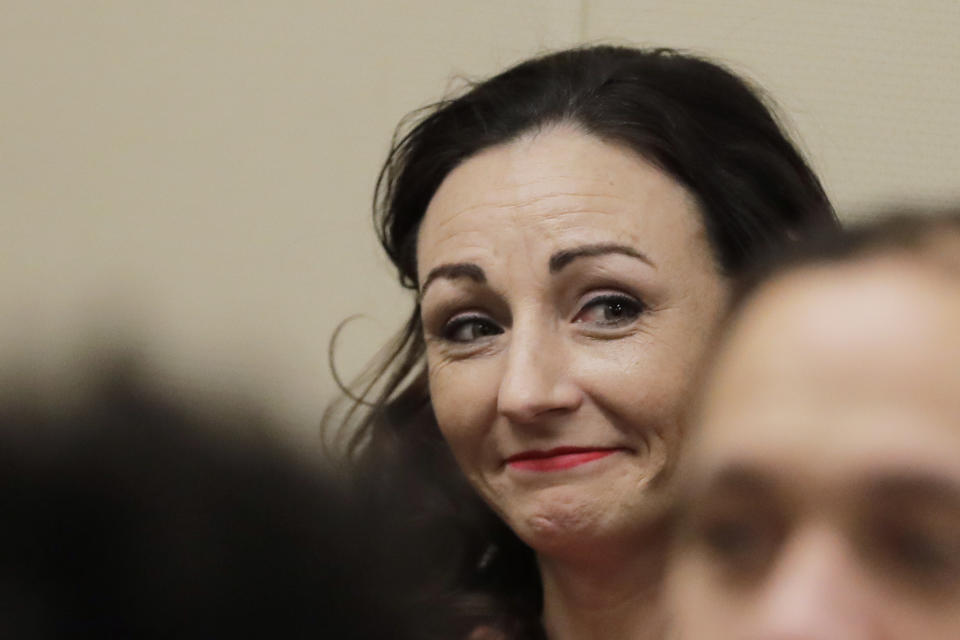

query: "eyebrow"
left=693, top=464, right=781, bottom=498
left=688, top=465, right=960, bottom=511
left=419, top=242, right=652, bottom=297
left=863, top=473, right=960, bottom=509
left=548, top=243, right=654, bottom=273
left=420, top=262, right=486, bottom=297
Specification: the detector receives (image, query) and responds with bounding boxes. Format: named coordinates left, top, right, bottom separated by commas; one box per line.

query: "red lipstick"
left=505, top=447, right=621, bottom=472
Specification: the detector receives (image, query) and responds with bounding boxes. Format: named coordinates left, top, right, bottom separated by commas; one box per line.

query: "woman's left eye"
left=866, top=519, right=960, bottom=589
left=573, top=294, right=646, bottom=328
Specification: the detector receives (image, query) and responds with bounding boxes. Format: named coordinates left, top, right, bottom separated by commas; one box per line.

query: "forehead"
left=691, top=257, right=960, bottom=480
left=416, top=125, right=706, bottom=276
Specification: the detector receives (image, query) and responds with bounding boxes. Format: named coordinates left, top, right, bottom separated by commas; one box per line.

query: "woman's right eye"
left=691, top=512, right=783, bottom=580
left=703, top=519, right=763, bottom=558
left=441, top=315, right=504, bottom=343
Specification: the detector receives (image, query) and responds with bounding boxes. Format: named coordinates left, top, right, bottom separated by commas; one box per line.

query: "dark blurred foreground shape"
left=0, top=361, right=489, bottom=639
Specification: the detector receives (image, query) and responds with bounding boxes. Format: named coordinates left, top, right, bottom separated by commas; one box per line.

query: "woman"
left=329, top=46, right=837, bottom=639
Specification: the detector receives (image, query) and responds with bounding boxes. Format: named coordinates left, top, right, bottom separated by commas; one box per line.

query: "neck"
left=537, top=527, right=669, bottom=640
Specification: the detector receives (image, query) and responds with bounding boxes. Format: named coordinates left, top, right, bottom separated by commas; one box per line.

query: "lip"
left=505, top=447, right=624, bottom=472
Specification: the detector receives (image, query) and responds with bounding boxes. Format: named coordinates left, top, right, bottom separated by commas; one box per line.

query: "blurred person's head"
left=668, top=212, right=960, bottom=639
left=0, top=360, right=485, bottom=639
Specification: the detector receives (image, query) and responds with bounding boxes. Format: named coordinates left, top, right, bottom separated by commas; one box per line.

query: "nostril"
left=496, top=373, right=582, bottom=423
left=749, top=528, right=873, bottom=640
left=495, top=331, right=583, bottom=422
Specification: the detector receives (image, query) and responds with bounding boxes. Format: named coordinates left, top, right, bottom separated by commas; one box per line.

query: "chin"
left=506, top=485, right=671, bottom=557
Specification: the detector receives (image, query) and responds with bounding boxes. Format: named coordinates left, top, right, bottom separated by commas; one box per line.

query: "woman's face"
left=416, top=125, right=729, bottom=555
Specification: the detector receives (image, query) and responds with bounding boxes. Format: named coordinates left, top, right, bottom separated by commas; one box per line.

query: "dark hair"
left=327, top=45, right=838, bottom=637
left=731, top=208, right=960, bottom=312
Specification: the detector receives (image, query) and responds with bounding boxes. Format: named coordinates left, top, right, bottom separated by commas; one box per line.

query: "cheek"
left=426, top=357, right=500, bottom=458
left=667, top=558, right=742, bottom=638
left=584, top=335, right=696, bottom=426
left=578, top=328, right=709, bottom=479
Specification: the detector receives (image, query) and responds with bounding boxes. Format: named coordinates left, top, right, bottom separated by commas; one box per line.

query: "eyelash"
left=573, top=293, right=647, bottom=329
left=689, top=511, right=960, bottom=590
left=437, top=292, right=646, bottom=345
left=440, top=313, right=503, bottom=343
left=698, top=514, right=782, bottom=567
left=864, top=517, right=960, bottom=587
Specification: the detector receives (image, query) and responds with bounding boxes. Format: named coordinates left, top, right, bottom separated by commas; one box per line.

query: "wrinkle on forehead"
left=424, top=183, right=641, bottom=237
left=420, top=182, right=697, bottom=249
left=421, top=125, right=693, bottom=229
left=415, top=125, right=711, bottom=293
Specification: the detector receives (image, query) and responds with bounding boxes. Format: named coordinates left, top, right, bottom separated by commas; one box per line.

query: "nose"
left=749, top=525, right=881, bottom=640
left=496, top=321, right=582, bottom=423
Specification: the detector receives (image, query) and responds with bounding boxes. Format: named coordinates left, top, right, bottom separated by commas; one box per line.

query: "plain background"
left=3, top=1, right=958, bottom=443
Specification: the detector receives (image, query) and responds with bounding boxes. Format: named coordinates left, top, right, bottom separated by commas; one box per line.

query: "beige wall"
left=3, top=1, right=958, bottom=441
